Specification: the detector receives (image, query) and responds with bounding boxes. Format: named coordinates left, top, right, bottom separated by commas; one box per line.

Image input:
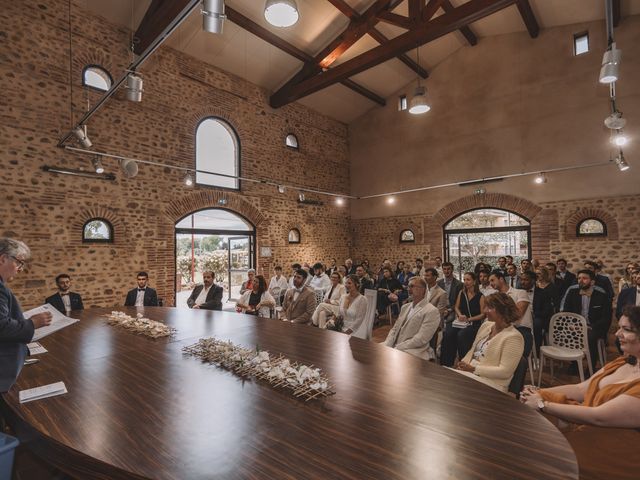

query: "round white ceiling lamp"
left=408, top=86, right=430, bottom=115
left=264, top=0, right=299, bottom=28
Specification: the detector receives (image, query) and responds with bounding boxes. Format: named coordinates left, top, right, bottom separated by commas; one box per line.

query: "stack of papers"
left=27, top=342, right=48, bottom=355
left=23, top=304, right=79, bottom=341
left=19, top=382, right=68, bottom=403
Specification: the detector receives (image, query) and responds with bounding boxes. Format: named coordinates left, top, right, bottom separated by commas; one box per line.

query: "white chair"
left=537, top=312, right=593, bottom=387
left=362, top=289, right=378, bottom=341
left=597, top=337, right=607, bottom=369
left=271, top=287, right=282, bottom=307
left=313, top=289, right=325, bottom=307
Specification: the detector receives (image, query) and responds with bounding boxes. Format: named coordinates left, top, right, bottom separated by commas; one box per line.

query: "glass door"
left=228, top=236, right=253, bottom=301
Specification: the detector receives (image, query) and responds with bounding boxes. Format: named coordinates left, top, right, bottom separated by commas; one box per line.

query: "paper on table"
left=26, top=342, right=48, bottom=355
left=23, top=304, right=79, bottom=341
left=19, top=381, right=68, bottom=403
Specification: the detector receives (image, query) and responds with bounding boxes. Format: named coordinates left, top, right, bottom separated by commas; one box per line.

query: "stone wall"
left=0, top=0, right=350, bottom=308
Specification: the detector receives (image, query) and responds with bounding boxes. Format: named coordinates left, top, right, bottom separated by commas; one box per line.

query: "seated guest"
left=530, top=267, right=558, bottom=353
left=395, top=260, right=405, bottom=277
left=397, top=263, right=414, bottom=303
left=311, top=272, right=346, bottom=328
left=1, top=238, right=52, bottom=392
left=454, top=292, right=525, bottom=392
left=619, top=262, right=639, bottom=293
left=288, top=263, right=302, bottom=288
left=560, top=269, right=612, bottom=370
left=240, top=269, right=256, bottom=295
left=617, top=268, right=640, bottom=319
left=361, top=259, right=374, bottom=277
left=268, top=266, right=288, bottom=303
left=433, top=256, right=444, bottom=278
left=520, top=258, right=533, bottom=274
left=556, top=258, right=577, bottom=300
left=384, top=277, right=440, bottom=360
left=583, top=260, right=614, bottom=302
left=478, top=270, right=497, bottom=296
left=441, top=272, right=486, bottom=367
left=236, top=275, right=275, bottom=317
left=309, top=262, right=331, bottom=293
left=423, top=268, right=448, bottom=315
left=413, top=258, right=424, bottom=276
left=337, top=265, right=347, bottom=284
left=282, top=269, right=317, bottom=324
left=496, top=256, right=507, bottom=276
left=355, top=265, right=374, bottom=293
left=505, top=263, right=519, bottom=289
left=124, top=271, right=159, bottom=307
left=520, top=306, right=640, bottom=479
left=376, top=266, right=402, bottom=315
left=437, top=261, right=463, bottom=324
left=187, top=271, right=223, bottom=310
left=45, top=273, right=84, bottom=315
left=324, top=275, right=368, bottom=338
left=489, top=270, right=529, bottom=328
left=326, top=258, right=338, bottom=276
left=546, top=262, right=564, bottom=296
left=376, top=259, right=393, bottom=286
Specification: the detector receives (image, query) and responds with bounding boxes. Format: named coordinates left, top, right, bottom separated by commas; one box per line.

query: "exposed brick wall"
left=1, top=0, right=350, bottom=308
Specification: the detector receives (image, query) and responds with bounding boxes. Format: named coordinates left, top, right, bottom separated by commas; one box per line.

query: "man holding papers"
left=0, top=238, right=52, bottom=392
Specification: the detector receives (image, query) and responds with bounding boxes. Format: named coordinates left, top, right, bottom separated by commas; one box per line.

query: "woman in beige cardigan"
left=454, top=292, right=524, bottom=392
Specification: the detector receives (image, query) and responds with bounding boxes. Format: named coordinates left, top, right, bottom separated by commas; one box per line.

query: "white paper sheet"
left=19, top=381, right=68, bottom=403
left=26, top=342, right=48, bottom=355
left=23, top=304, right=79, bottom=341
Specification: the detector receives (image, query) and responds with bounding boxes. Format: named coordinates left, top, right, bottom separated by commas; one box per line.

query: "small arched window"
left=288, top=228, right=301, bottom=244
left=83, top=218, right=113, bottom=243
left=577, top=218, right=607, bottom=237
left=400, top=229, right=415, bottom=243
left=82, top=65, right=113, bottom=91
left=196, top=117, right=240, bottom=190
left=285, top=133, right=299, bottom=150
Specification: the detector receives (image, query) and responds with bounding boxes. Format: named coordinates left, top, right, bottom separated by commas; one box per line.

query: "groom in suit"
left=45, top=274, right=84, bottom=315
left=384, top=277, right=440, bottom=361
left=282, top=269, right=316, bottom=324
left=124, top=271, right=159, bottom=307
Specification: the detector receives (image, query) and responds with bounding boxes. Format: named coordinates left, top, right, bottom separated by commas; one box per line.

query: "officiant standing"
left=0, top=238, right=52, bottom=392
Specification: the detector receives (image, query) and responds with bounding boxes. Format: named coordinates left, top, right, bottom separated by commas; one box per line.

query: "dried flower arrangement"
left=105, top=311, right=176, bottom=338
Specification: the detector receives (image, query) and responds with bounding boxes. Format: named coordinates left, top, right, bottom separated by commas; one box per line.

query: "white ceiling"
left=81, top=0, right=640, bottom=124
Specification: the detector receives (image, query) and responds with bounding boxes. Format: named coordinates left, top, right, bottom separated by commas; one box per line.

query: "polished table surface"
left=2, top=307, right=578, bottom=479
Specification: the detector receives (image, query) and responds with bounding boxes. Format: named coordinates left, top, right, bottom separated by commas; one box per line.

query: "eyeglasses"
left=9, top=255, right=26, bottom=271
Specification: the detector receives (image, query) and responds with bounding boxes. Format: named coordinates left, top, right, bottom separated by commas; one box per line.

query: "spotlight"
left=604, top=111, right=626, bottom=130
left=386, top=196, right=396, bottom=205
left=125, top=73, right=144, bottom=102
left=264, top=0, right=299, bottom=27
left=120, top=159, right=139, bottom=178
left=335, top=197, right=344, bottom=206
left=218, top=198, right=228, bottom=205
left=612, top=131, right=628, bottom=147
left=73, top=126, right=92, bottom=148
left=203, top=0, right=226, bottom=34
left=599, top=44, right=621, bottom=84
left=534, top=173, right=547, bottom=184
left=615, top=152, right=630, bottom=171
left=298, top=192, right=305, bottom=202
left=92, top=156, right=104, bottom=174
left=277, top=185, right=285, bottom=194
left=474, top=187, right=486, bottom=195
left=184, top=172, right=194, bottom=187
left=408, top=86, right=430, bottom=115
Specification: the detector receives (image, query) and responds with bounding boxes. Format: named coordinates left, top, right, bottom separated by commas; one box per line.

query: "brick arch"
left=394, top=222, right=422, bottom=244
left=284, top=222, right=304, bottom=244
left=565, top=208, right=619, bottom=240
left=164, top=190, right=266, bottom=228
left=71, top=207, right=126, bottom=245
left=184, top=109, right=244, bottom=147
left=72, top=51, right=118, bottom=85
left=433, top=193, right=543, bottom=226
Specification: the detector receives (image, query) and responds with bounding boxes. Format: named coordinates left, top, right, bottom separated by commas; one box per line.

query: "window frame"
left=81, top=65, right=113, bottom=92
left=398, top=95, right=407, bottom=111
left=285, top=133, right=299, bottom=150
left=288, top=228, right=301, bottom=244
left=82, top=218, right=114, bottom=243
left=399, top=229, right=415, bottom=243
left=573, top=31, right=589, bottom=56
left=195, top=116, right=241, bottom=191
left=576, top=218, right=607, bottom=237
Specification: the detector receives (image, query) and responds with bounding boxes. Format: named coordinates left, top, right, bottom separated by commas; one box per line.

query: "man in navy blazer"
left=616, top=270, right=639, bottom=319
left=124, top=271, right=159, bottom=307
left=45, top=273, right=84, bottom=315
left=1, top=238, right=52, bottom=392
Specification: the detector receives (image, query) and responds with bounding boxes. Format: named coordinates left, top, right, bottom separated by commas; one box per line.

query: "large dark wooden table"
left=1, top=307, right=578, bottom=479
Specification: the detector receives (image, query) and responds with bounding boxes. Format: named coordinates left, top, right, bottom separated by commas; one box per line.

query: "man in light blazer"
left=187, top=271, right=223, bottom=310
left=282, top=269, right=316, bottom=324
left=423, top=268, right=447, bottom=317
left=385, top=277, right=440, bottom=361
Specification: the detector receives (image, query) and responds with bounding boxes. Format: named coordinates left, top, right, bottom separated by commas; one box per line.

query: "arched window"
left=83, top=218, right=113, bottom=243
left=288, top=228, right=301, bottom=244
left=285, top=133, right=299, bottom=150
left=577, top=218, right=606, bottom=237
left=196, top=118, right=240, bottom=190
left=82, top=65, right=113, bottom=91
left=400, top=229, right=415, bottom=243
left=444, top=208, right=530, bottom=277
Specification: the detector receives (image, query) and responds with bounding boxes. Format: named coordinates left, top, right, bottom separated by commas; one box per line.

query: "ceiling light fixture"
left=408, top=47, right=430, bottom=115
left=611, top=130, right=628, bottom=147
left=599, top=43, right=621, bottom=84
left=534, top=173, right=547, bottom=184
left=92, top=155, right=104, bottom=174
left=120, top=158, right=139, bottom=178
left=335, top=197, right=344, bottom=206
left=386, top=196, right=396, bottom=205
left=474, top=187, right=486, bottom=195
left=184, top=172, right=194, bottom=186
left=604, top=111, right=626, bottom=129
left=202, top=0, right=226, bottom=34
left=615, top=152, right=630, bottom=171
left=264, top=0, right=299, bottom=28
left=277, top=185, right=285, bottom=194
left=298, top=192, right=305, bottom=202
left=218, top=198, right=228, bottom=205
left=125, top=73, right=144, bottom=102
left=73, top=126, right=92, bottom=148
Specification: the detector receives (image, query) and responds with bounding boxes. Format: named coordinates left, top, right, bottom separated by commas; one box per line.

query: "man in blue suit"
left=1, top=238, right=52, bottom=392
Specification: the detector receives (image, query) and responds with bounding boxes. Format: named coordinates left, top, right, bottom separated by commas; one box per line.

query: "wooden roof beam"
left=441, top=0, right=478, bottom=46
left=133, top=0, right=192, bottom=55
left=270, top=0, right=516, bottom=108
left=515, top=0, right=539, bottom=38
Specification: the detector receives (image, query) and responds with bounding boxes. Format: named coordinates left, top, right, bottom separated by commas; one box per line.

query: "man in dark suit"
left=583, top=260, right=614, bottom=303
left=1, top=238, right=52, bottom=392
left=556, top=258, right=577, bottom=300
left=344, top=258, right=356, bottom=276
left=45, top=274, right=84, bottom=315
left=560, top=269, right=612, bottom=371
left=355, top=265, right=374, bottom=294
left=124, top=271, right=159, bottom=307
left=616, top=269, right=640, bottom=319
left=520, top=271, right=555, bottom=353
left=436, top=262, right=463, bottom=324
left=187, top=271, right=223, bottom=310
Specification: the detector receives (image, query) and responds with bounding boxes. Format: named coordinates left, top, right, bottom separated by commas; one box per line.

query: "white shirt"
left=195, top=285, right=211, bottom=306
left=269, top=275, right=288, bottom=294
left=480, top=285, right=497, bottom=296
left=507, top=287, right=532, bottom=329
left=309, top=273, right=331, bottom=293
left=60, top=292, right=71, bottom=312
left=135, top=288, right=146, bottom=307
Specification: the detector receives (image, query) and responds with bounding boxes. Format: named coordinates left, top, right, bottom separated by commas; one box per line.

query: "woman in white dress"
left=325, top=275, right=368, bottom=337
